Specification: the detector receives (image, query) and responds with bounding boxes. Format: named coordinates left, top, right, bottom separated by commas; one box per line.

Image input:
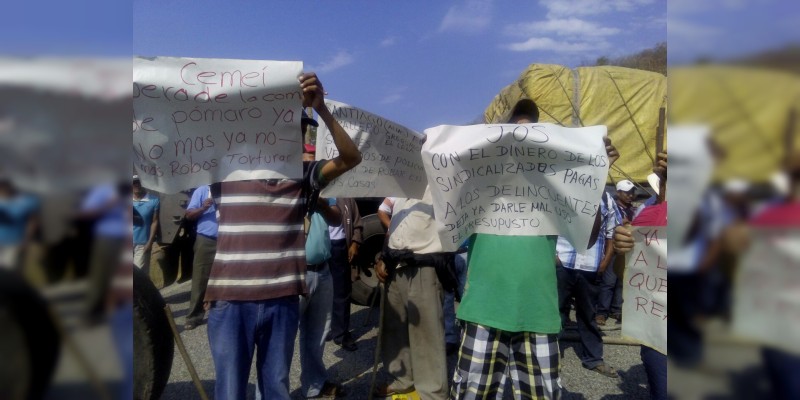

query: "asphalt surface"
left=158, top=280, right=650, bottom=400
left=37, top=277, right=773, bottom=399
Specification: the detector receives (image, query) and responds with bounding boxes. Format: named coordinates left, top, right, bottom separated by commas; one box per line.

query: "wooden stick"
left=164, top=305, right=209, bottom=400
left=656, top=106, right=666, bottom=162
left=559, top=331, right=643, bottom=346
left=47, top=308, right=112, bottom=400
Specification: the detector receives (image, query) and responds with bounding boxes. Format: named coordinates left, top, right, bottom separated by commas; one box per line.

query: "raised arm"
left=299, top=72, right=361, bottom=183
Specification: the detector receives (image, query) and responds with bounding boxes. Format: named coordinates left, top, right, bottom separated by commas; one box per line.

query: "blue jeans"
left=762, top=347, right=800, bottom=399
left=207, top=297, right=299, bottom=400
left=557, top=265, right=604, bottom=369
left=328, top=240, right=352, bottom=343
left=299, top=264, right=334, bottom=398
left=111, top=302, right=133, bottom=400
left=596, top=260, right=622, bottom=318
left=444, top=252, right=468, bottom=345
left=641, top=346, right=667, bottom=400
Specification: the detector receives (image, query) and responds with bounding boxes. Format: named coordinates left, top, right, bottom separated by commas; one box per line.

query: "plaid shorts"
left=450, top=322, right=561, bottom=400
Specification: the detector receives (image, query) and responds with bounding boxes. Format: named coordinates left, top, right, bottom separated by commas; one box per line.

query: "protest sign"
left=315, top=100, right=427, bottom=199
left=666, top=125, right=713, bottom=263
left=732, top=228, right=800, bottom=355
left=421, top=123, right=609, bottom=252
left=622, top=226, right=667, bottom=354
left=133, top=56, right=304, bottom=193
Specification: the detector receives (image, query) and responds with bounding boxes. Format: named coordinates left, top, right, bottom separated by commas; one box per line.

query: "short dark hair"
left=508, top=98, right=539, bottom=123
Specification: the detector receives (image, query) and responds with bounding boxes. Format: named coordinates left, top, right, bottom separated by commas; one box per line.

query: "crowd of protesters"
left=6, top=69, right=800, bottom=400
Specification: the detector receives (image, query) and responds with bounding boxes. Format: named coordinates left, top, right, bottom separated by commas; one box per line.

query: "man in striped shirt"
left=204, top=72, right=361, bottom=400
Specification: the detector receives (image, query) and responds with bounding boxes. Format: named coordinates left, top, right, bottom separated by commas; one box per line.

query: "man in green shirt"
left=450, top=98, right=619, bottom=400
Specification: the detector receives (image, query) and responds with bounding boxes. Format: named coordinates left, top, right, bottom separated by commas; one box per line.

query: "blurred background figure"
left=0, top=175, right=39, bottom=271
left=132, top=175, right=159, bottom=274
left=0, top=55, right=131, bottom=399
left=669, top=0, right=800, bottom=394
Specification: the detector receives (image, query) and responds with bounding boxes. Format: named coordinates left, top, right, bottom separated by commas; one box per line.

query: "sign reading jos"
left=733, top=228, right=800, bottom=355
left=133, top=56, right=304, bottom=193
left=421, top=123, right=609, bottom=252
left=315, top=100, right=427, bottom=199
left=621, top=226, right=667, bottom=354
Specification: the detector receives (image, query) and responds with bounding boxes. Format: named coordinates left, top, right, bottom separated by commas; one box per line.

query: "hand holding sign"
left=133, top=56, right=304, bottom=194
left=300, top=72, right=325, bottom=110
left=315, top=100, right=427, bottom=198
left=621, top=226, right=667, bottom=354
left=421, top=123, right=610, bottom=252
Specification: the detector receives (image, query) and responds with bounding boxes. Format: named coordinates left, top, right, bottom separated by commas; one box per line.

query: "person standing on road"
left=556, top=189, right=620, bottom=379
left=328, top=197, right=363, bottom=351
left=183, top=185, right=217, bottom=331
left=132, top=175, right=159, bottom=273
left=613, top=152, right=668, bottom=400
left=375, top=187, right=452, bottom=400
left=450, top=98, right=619, bottom=399
left=204, top=72, right=361, bottom=400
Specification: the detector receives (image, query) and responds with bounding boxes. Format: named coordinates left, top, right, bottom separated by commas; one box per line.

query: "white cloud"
left=539, top=0, right=654, bottom=18
left=668, top=19, right=723, bottom=39
left=504, top=37, right=608, bottom=53
left=307, top=50, right=354, bottom=73
left=670, top=0, right=747, bottom=16
left=380, top=86, right=407, bottom=105
left=380, top=37, right=397, bottom=47
left=504, top=17, right=620, bottom=39
left=439, top=0, right=492, bottom=33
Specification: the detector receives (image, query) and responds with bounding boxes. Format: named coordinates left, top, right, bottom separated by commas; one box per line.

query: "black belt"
left=330, top=238, right=346, bottom=246
left=307, top=263, right=326, bottom=272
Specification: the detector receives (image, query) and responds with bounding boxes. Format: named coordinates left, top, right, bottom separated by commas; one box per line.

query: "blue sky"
left=133, top=0, right=666, bottom=132
left=668, top=0, right=800, bottom=64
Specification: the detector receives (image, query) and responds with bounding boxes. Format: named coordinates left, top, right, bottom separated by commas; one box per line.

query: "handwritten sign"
left=133, top=56, right=304, bottom=193
left=622, top=226, right=667, bottom=354
left=732, top=228, right=800, bottom=355
left=315, top=100, right=427, bottom=199
left=421, top=123, right=609, bottom=252
left=666, top=125, right=713, bottom=249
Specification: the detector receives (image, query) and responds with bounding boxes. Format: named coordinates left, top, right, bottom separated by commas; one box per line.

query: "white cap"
left=615, top=180, right=635, bottom=192
left=132, top=174, right=140, bottom=181
left=723, top=178, right=749, bottom=195
left=771, top=172, right=789, bottom=197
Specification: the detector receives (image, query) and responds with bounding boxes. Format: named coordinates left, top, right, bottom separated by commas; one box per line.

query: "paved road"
left=159, top=280, right=650, bottom=400
left=37, top=278, right=773, bottom=399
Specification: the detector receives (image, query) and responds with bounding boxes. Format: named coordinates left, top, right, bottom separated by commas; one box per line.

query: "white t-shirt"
left=386, top=188, right=443, bottom=255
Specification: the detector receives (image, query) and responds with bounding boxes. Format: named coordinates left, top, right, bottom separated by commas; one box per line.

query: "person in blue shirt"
left=0, top=176, right=39, bottom=271
left=132, top=175, right=159, bottom=273
left=183, top=185, right=217, bottom=330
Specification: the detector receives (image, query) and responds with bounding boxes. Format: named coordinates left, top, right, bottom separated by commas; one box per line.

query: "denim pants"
left=596, top=260, right=623, bottom=318
left=111, top=302, right=133, bottom=400
left=444, top=252, right=468, bottom=345
left=299, top=263, right=334, bottom=398
left=557, top=265, right=604, bottom=369
left=207, top=296, right=299, bottom=400
left=641, top=346, right=667, bottom=400
left=762, top=347, right=800, bottom=399
left=328, top=239, right=352, bottom=343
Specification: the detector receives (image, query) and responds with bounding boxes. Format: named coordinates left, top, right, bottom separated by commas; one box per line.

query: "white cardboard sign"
left=315, top=100, right=427, bottom=198
left=133, top=56, right=304, bottom=193
left=421, top=123, right=609, bottom=251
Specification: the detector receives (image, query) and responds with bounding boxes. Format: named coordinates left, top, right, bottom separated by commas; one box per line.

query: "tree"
left=591, top=42, right=666, bottom=75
